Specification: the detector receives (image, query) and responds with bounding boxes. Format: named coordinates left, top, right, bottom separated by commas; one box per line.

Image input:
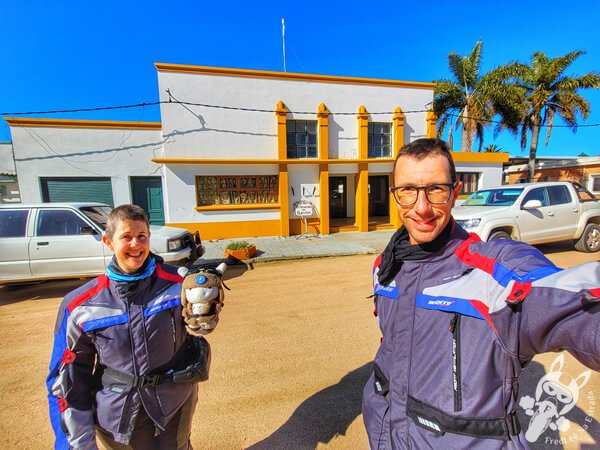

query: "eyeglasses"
left=390, top=182, right=457, bottom=206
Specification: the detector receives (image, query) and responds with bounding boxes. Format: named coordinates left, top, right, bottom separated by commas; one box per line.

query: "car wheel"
left=574, top=223, right=600, bottom=253
left=489, top=231, right=511, bottom=241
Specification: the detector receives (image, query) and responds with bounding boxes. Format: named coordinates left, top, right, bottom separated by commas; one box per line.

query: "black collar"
left=377, top=220, right=453, bottom=286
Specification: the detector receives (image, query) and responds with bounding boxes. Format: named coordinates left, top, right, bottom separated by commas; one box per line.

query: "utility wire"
left=2, top=100, right=600, bottom=128
left=0, top=102, right=161, bottom=116
left=0, top=100, right=427, bottom=117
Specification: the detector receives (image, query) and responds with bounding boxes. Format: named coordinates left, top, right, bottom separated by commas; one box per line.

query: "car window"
left=547, top=185, right=572, bottom=205
left=80, top=206, right=111, bottom=230
left=37, top=209, right=90, bottom=236
left=462, top=191, right=491, bottom=206
left=572, top=182, right=597, bottom=202
left=462, top=188, right=523, bottom=206
left=0, top=209, right=29, bottom=237
left=522, top=188, right=549, bottom=207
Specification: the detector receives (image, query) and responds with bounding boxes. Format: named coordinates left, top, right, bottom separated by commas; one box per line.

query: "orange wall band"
left=168, top=220, right=282, bottom=240
left=153, top=153, right=508, bottom=165
left=5, top=117, right=162, bottom=130
left=451, top=152, right=509, bottom=163
left=195, top=204, right=279, bottom=212
left=169, top=219, right=330, bottom=239
left=154, top=63, right=436, bottom=90
left=152, top=157, right=397, bottom=165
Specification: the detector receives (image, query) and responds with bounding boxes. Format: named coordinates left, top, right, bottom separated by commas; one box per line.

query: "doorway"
left=329, top=176, right=347, bottom=219
left=131, top=177, right=165, bottom=225
left=368, top=175, right=389, bottom=220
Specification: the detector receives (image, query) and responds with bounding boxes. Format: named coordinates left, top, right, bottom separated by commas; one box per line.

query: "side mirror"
left=80, top=226, right=97, bottom=235
left=522, top=199, right=542, bottom=210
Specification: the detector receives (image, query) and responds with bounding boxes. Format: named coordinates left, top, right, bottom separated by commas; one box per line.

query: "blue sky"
left=1, top=0, right=599, bottom=157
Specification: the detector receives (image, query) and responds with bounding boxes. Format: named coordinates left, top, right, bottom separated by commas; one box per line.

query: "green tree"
left=515, top=50, right=600, bottom=182
left=482, top=144, right=502, bottom=153
left=433, top=41, right=522, bottom=152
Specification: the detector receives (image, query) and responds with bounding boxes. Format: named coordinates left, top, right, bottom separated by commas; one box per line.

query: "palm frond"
left=575, top=72, right=600, bottom=88
left=467, top=41, right=483, bottom=77
left=520, top=124, right=528, bottom=150
left=548, top=50, right=586, bottom=81
left=436, top=114, right=451, bottom=137
left=433, top=80, right=464, bottom=99
left=448, top=53, right=466, bottom=86
left=475, top=121, right=485, bottom=151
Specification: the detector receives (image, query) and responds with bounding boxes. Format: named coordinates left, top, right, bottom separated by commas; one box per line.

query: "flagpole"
left=281, top=18, right=287, bottom=72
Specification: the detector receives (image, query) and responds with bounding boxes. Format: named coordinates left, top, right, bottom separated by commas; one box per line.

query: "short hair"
left=393, top=138, right=457, bottom=183
left=105, top=204, right=149, bottom=239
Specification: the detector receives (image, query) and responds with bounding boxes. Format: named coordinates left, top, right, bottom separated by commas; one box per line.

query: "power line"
left=2, top=100, right=600, bottom=128
left=0, top=102, right=161, bottom=116
left=0, top=100, right=428, bottom=117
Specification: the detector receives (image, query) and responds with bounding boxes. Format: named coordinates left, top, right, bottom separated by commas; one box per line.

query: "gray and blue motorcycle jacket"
left=363, top=224, right=600, bottom=449
left=47, top=259, right=194, bottom=449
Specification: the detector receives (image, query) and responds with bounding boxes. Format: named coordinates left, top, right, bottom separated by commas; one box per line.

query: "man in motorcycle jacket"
left=362, top=138, right=600, bottom=449
left=47, top=205, right=211, bottom=449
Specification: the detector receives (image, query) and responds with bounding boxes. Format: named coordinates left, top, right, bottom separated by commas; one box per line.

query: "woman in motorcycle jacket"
left=47, top=205, right=200, bottom=449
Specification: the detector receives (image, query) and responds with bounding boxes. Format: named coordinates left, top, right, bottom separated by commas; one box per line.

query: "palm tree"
left=515, top=50, right=600, bottom=182
left=482, top=144, right=502, bottom=153
left=434, top=41, right=523, bottom=152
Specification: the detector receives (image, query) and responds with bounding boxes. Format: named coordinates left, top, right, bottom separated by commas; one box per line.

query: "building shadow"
left=1, top=262, right=250, bottom=306
left=534, top=241, right=576, bottom=256
left=0, top=278, right=89, bottom=306
left=247, top=362, right=372, bottom=449
left=518, top=360, right=600, bottom=449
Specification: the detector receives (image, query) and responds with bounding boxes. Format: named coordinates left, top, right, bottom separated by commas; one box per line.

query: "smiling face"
left=393, top=154, right=461, bottom=245
left=102, top=219, right=151, bottom=273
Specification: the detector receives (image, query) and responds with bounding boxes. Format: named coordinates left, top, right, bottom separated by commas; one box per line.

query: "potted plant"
left=224, top=241, right=256, bottom=259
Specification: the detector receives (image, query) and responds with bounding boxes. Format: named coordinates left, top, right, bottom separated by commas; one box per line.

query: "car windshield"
left=462, top=188, right=524, bottom=206
left=79, top=206, right=112, bottom=230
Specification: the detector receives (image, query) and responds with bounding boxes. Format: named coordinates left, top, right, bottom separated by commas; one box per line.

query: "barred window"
left=196, top=175, right=279, bottom=206
left=368, top=122, right=392, bottom=158
left=287, top=120, right=317, bottom=158
left=590, top=175, right=600, bottom=193
left=457, top=172, right=480, bottom=195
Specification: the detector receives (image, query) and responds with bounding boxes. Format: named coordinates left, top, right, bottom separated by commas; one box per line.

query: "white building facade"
left=6, top=64, right=508, bottom=238
left=0, top=141, right=20, bottom=203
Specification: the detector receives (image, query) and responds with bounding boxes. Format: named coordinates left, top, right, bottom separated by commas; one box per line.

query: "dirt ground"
left=0, top=243, right=599, bottom=449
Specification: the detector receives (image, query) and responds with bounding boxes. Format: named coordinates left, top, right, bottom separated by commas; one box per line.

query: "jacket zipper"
left=169, top=308, right=177, bottom=353
left=449, top=313, right=462, bottom=411
left=119, top=294, right=135, bottom=435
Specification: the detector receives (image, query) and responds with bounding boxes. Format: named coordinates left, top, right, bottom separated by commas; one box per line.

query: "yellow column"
left=276, top=101, right=290, bottom=236
left=276, top=101, right=289, bottom=160
left=279, top=164, right=290, bottom=237
left=317, top=103, right=329, bottom=160
left=389, top=180, right=400, bottom=229
left=319, top=163, right=330, bottom=235
left=357, top=105, right=370, bottom=159
left=393, top=107, right=406, bottom=158
left=356, top=163, right=369, bottom=232
left=426, top=110, right=437, bottom=139
left=390, top=107, right=405, bottom=229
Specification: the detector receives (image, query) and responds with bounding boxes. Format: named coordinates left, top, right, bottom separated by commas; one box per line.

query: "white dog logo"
left=519, top=354, right=591, bottom=442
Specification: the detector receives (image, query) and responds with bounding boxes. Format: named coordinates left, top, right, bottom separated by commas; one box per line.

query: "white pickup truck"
left=453, top=181, right=600, bottom=252
left=0, top=203, right=204, bottom=284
